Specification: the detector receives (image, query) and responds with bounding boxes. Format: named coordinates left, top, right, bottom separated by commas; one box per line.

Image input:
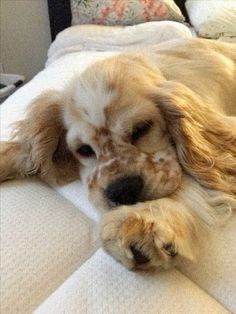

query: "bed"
left=1, top=1, right=236, bottom=313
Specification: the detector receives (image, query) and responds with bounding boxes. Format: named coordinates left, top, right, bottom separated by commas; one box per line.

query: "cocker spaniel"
left=1, top=38, right=236, bottom=270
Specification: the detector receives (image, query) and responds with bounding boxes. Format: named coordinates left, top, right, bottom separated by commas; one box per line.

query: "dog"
left=1, top=38, right=236, bottom=270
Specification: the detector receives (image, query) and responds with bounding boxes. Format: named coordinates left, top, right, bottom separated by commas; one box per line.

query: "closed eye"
left=131, top=120, right=153, bottom=143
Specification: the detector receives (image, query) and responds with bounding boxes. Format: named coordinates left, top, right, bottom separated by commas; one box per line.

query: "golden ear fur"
left=152, top=81, right=236, bottom=196
left=0, top=91, right=79, bottom=184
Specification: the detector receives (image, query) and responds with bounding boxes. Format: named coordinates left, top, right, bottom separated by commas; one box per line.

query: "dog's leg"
left=0, top=91, right=80, bottom=185
left=101, top=198, right=201, bottom=270
left=0, top=141, right=35, bottom=182
left=0, top=138, right=79, bottom=185
left=101, top=175, right=235, bottom=270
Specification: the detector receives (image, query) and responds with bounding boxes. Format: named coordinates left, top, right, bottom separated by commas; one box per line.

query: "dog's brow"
left=72, top=79, right=116, bottom=129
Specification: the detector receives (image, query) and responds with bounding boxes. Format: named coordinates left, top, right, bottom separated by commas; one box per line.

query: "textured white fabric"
left=47, top=22, right=192, bottom=65
left=178, top=213, right=236, bottom=313
left=34, top=249, right=229, bottom=314
left=186, top=0, right=236, bottom=39
left=0, top=179, right=97, bottom=314
left=56, top=181, right=105, bottom=222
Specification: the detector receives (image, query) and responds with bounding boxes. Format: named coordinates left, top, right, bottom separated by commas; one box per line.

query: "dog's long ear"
left=151, top=81, right=236, bottom=196
left=0, top=91, right=80, bottom=185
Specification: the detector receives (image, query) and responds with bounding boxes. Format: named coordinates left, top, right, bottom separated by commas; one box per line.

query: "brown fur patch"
left=0, top=91, right=80, bottom=184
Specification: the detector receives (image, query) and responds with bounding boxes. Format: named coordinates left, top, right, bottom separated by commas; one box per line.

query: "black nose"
left=105, top=175, right=143, bottom=205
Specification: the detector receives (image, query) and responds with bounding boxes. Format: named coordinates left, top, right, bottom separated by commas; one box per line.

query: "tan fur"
left=0, top=91, right=79, bottom=185
left=1, top=38, right=236, bottom=270
left=101, top=175, right=235, bottom=270
left=153, top=81, right=236, bottom=196
left=101, top=195, right=201, bottom=270
left=0, top=141, right=35, bottom=181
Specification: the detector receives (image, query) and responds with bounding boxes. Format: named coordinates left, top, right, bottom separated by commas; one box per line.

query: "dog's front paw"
left=101, top=200, right=199, bottom=270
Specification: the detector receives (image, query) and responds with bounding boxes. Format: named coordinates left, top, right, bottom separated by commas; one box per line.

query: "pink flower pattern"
left=71, top=0, right=184, bottom=25
left=140, top=0, right=168, bottom=21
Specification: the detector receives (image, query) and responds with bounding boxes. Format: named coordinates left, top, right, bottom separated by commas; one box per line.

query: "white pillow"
left=186, top=0, right=236, bottom=39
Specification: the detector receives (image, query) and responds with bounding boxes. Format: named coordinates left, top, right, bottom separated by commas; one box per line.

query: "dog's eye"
left=76, top=144, right=95, bottom=157
left=131, top=120, right=152, bottom=143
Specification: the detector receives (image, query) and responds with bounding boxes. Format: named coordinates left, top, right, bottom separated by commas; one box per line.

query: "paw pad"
left=130, top=245, right=150, bottom=264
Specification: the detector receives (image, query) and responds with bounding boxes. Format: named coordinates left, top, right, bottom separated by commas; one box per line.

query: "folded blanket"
left=47, top=21, right=192, bottom=65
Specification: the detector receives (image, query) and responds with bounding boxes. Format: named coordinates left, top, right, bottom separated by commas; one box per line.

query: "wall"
left=0, top=0, right=51, bottom=81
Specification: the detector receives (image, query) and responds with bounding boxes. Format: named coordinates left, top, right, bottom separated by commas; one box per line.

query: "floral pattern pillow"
left=71, top=0, right=185, bottom=25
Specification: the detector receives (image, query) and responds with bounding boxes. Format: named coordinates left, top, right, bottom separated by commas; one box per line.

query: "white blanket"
left=47, top=21, right=192, bottom=65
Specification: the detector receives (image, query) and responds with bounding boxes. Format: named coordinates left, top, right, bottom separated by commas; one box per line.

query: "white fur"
left=176, top=176, right=236, bottom=226
left=73, top=78, right=115, bottom=128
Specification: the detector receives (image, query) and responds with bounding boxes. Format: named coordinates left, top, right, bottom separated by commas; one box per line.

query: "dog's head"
left=18, top=54, right=235, bottom=207
left=64, top=55, right=182, bottom=208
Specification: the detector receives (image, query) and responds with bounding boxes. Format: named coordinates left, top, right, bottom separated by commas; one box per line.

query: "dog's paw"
left=100, top=200, right=199, bottom=270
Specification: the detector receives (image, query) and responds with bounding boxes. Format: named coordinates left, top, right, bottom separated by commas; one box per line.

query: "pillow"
left=186, top=0, right=236, bottom=39
left=71, top=0, right=185, bottom=26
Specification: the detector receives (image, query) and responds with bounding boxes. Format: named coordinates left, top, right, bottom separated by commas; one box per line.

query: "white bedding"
left=1, top=22, right=236, bottom=313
